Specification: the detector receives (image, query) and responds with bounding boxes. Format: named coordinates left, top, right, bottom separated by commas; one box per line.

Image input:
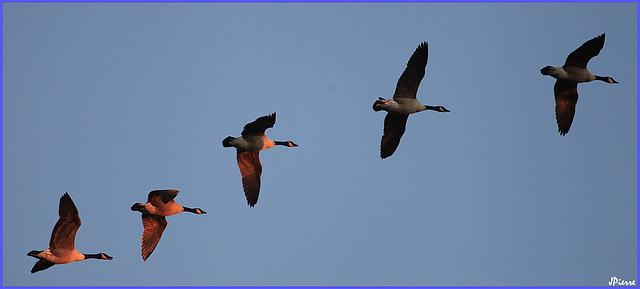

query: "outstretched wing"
left=236, top=150, right=262, bottom=207
left=241, top=113, right=276, bottom=137
left=148, top=189, right=179, bottom=206
left=380, top=113, right=409, bottom=159
left=554, top=80, right=579, bottom=135
left=141, top=214, right=167, bottom=261
left=49, top=193, right=81, bottom=253
left=31, top=259, right=55, bottom=274
left=393, top=42, right=428, bottom=99
left=564, top=34, right=605, bottom=68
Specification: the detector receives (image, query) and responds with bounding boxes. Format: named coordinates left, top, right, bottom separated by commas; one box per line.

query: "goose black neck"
left=183, top=206, right=206, bottom=214
left=424, top=105, right=449, bottom=112
left=275, top=141, right=293, bottom=146
left=84, top=253, right=108, bottom=259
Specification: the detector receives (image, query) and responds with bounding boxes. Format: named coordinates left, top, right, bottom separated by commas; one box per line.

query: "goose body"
left=131, top=189, right=206, bottom=261
left=223, top=112, right=298, bottom=207
left=375, top=97, right=431, bottom=115
left=27, top=193, right=112, bottom=273
left=373, top=42, right=449, bottom=159
left=29, top=249, right=85, bottom=264
left=225, top=134, right=276, bottom=152
left=540, top=33, right=618, bottom=135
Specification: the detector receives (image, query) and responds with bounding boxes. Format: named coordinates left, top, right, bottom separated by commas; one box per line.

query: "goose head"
left=436, top=106, right=450, bottom=112
left=594, top=75, right=618, bottom=84
left=100, top=253, right=113, bottom=260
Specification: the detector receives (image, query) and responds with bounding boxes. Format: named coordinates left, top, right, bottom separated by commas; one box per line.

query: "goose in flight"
left=131, top=189, right=206, bottom=261
left=540, top=33, right=618, bottom=135
left=223, top=112, right=298, bottom=207
left=373, top=42, right=449, bottom=159
left=28, top=193, right=113, bottom=273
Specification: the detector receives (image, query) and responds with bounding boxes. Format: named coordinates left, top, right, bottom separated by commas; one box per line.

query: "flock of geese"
left=28, top=34, right=617, bottom=273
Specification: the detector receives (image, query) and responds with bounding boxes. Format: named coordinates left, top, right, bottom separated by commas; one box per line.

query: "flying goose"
left=373, top=42, right=449, bottom=159
left=131, top=189, right=206, bottom=261
left=540, top=33, right=618, bottom=135
left=223, top=112, right=298, bottom=207
left=27, top=193, right=113, bottom=274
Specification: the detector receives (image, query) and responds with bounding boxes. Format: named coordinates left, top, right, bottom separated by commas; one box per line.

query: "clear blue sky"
left=2, top=3, right=637, bottom=286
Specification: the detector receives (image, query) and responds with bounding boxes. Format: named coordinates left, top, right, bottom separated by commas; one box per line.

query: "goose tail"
left=222, top=136, right=236, bottom=147
left=540, top=66, right=554, bottom=75
left=130, top=203, right=145, bottom=212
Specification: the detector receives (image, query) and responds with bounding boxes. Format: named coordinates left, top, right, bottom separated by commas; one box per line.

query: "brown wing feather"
left=393, top=42, right=428, bottom=99
left=141, top=214, right=167, bottom=261
left=49, top=193, right=81, bottom=252
left=380, top=113, right=409, bottom=159
left=236, top=150, right=262, bottom=207
left=554, top=80, right=579, bottom=136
